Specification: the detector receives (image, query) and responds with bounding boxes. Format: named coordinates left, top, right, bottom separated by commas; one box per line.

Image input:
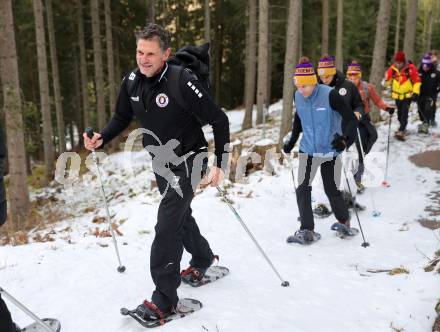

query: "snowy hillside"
left=1, top=103, right=440, bottom=332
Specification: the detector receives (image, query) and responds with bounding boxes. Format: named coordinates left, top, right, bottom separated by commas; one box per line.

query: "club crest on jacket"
left=156, top=93, right=169, bottom=108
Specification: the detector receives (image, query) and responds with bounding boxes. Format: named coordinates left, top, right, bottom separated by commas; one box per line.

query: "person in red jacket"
left=346, top=61, right=395, bottom=192
left=347, top=61, right=394, bottom=115
left=384, top=51, right=421, bottom=140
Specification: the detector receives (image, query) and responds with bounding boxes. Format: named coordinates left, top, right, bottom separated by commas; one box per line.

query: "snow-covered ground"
left=1, top=103, right=440, bottom=332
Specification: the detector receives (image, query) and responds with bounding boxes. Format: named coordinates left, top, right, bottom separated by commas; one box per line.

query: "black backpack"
left=126, top=43, right=211, bottom=126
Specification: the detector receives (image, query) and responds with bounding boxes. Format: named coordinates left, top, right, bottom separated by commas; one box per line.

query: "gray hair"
left=135, top=23, right=171, bottom=51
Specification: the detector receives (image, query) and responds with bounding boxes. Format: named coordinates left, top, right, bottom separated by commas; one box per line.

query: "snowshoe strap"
left=180, top=267, right=193, bottom=276
left=180, top=266, right=201, bottom=278
left=143, top=300, right=165, bottom=325
left=181, top=255, right=219, bottom=278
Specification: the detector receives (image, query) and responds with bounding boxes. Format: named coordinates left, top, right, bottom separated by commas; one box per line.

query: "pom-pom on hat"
left=422, top=53, right=432, bottom=65
left=317, top=54, right=337, bottom=76
left=294, top=57, right=318, bottom=85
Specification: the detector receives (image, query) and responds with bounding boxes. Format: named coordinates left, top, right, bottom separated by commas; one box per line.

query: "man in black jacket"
left=418, top=53, right=440, bottom=130
left=83, top=24, right=230, bottom=321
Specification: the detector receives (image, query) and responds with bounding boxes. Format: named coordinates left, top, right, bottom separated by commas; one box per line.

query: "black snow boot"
left=181, top=255, right=218, bottom=284
left=286, top=229, right=321, bottom=245
left=136, top=300, right=174, bottom=322
left=312, top=203, right=332, bottom=218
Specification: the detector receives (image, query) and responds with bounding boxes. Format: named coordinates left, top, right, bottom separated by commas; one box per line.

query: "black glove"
left=411, top=93, right=419, bottom=103
left=331, top=133, right=347, bottom=152
left=283, top=141, right=294, bottom=154
left=385, top=107, right=395, bottom=115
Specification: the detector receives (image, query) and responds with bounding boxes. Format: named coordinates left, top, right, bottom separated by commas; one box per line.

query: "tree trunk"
left=33, top=0, right=54, bottom=182
left=147, top=0, right=155, bottom=23
left=77, top=0, right=90, bottom=128
left=369, top=0, right=392, bottom=123
left=213, top=0, right=223, bottom=103
left=69, top=121, right=75, bottom=149
left=278, top=0, right=301, bottom=147
left=423, top=1, right=433, bottom=52
left=228, top=140, right=243, bottom=182
left=256, top=0, right=269, bottom=125
left=91, top=0, right=107, bottom=129
left=114, top=26, right=121, bottom=83
left=204, top=0, right=210, bottom=43
left=426, top=13, right=432, bottom=52
left=394, top=0, right=401, bottom=54
left=266, top=7, right=272, bottom=106
left=46, top=0, right=66, bottom=154
left=403, top=0, right=418, bottom=61
left=73, top=53, right=83, bottom=148
left=242, top=0, right=257, bottom=130
left=335, top=0, right=343, bottom=71
left=104, top=0, right=116, bottom=114
left=321, top=0, right=329, bottom=54
left=298, top=0, right=302, bottom=57
left=0, top=0, right=31, bottom=222
left=176, top=0, right=181, bottom=49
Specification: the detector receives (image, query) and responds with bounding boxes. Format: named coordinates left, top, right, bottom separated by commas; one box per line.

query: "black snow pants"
left=0, top=294, right=15, bottom=332
left=417, top=96, right=435, bottom=124
left=396, top=99, right=412, bottom=131
left=296, top=153, right=350, bottom=231
left=150, top=150, right=214, bottom=311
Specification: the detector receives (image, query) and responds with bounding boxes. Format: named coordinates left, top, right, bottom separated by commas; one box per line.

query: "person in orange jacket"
left=384, top=51, right=421, bottom=140
left=346, top=61, right=395, bottom=192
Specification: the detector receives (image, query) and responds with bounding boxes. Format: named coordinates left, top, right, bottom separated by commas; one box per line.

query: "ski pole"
left=85, top=128, right=126, bottom=273
left=355, top=128, right=380, bottom=217
left=341, top=158, right=370, bottom=248
left=282, top=151, right=301, bottom=222
left=216, top=186, right=290, bottom=287
left=0, top=287, right=56, bottom=332
left=282, top=151, right=298, bottom=191
left=382, top=114, right=392, bottom=187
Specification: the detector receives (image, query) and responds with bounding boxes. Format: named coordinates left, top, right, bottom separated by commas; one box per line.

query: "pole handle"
left=85, top=127, right=94, bottom=139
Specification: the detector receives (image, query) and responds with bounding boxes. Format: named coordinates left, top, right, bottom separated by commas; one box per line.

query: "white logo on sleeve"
left=129, top=72, right=136, bottom=80
left=131, top=96, right=139, bottom=102
left=187, top=81, right=203, bottom=98
left=156, top=93, right=169, bottom=108
left=339, top=88, right=347, bottom=96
